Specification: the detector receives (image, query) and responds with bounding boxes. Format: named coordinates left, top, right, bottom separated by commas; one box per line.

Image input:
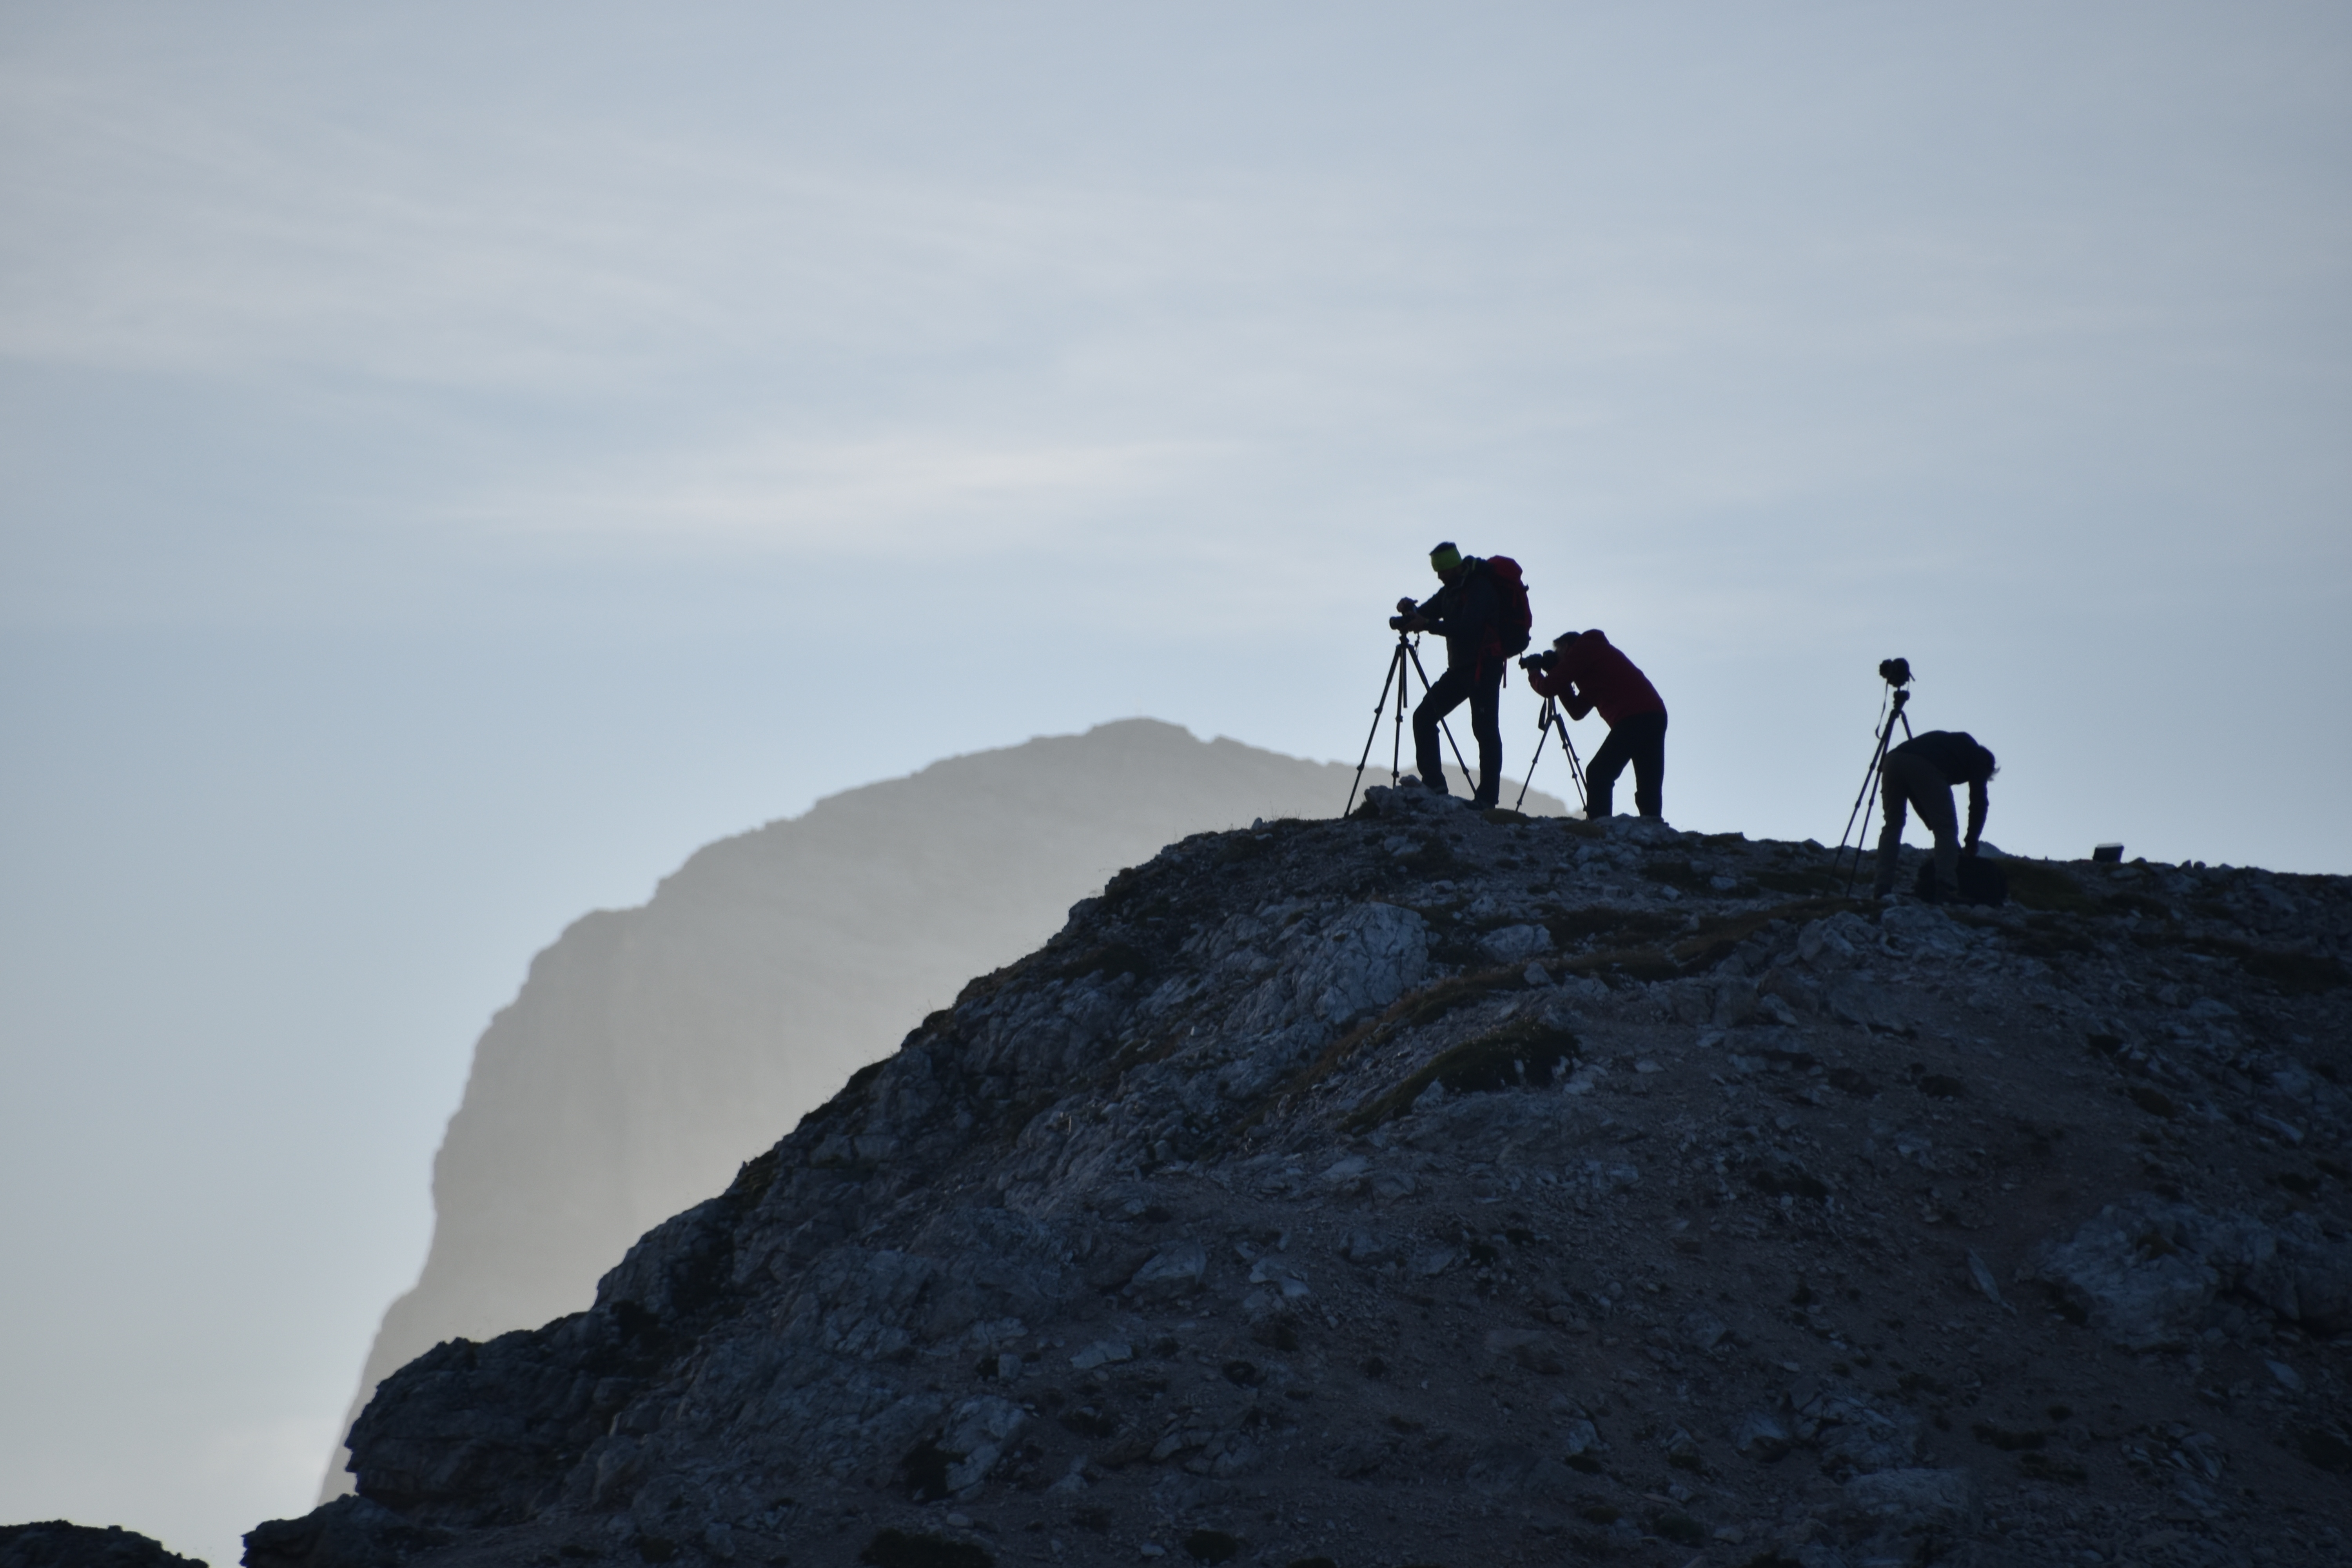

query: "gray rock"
left=1477, top=923, right=1553, bottom=965
left=1965, top=1249, right=2005, bottom=1308
left=1412, top=1246, right=1459, bottom=1277
left=1681, top=1310, right=1728, bottom=1350
left=2044, top=1222, right=2210, bottom=1354
left=1268, top=903, right=1433, bottom=1029
left=1733, top=1412, right=1791, bottom=1461
left=2036, top=1193, right=2352, bottom=1348
left=1319, top=1155, right=1368, bottom=1185
left=937, top=1395, right=1029, bottom=1493
left=1798, top=918, right=1860, bottom=967
left=1245, top=1255, right=1310, bottom=1299
left=1711, top=977, right=1759, bottom=1027
left=1125, top=1241, right=1209, bottom=1301
left=1789, top=1379, right=1920, bottom=1475
left=1878, top=904, right=1966, bottom=953
left=1827, top=976, right=1904, bottom=1031
left=1482, top=1328, right=1565, bottom=1374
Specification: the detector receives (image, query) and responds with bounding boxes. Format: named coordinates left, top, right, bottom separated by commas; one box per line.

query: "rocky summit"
left=251, top=790, right=2351, bottom=1568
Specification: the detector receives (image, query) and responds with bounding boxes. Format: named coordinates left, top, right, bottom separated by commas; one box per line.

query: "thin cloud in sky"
left=458, top=430, right=1227, bottom=555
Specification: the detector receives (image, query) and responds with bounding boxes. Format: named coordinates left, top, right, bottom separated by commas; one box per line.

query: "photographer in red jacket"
left=1524, top=628, right=1668, bottom=819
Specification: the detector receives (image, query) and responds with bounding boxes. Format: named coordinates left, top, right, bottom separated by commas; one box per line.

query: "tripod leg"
left=1837, top=694, right=1904, bottom=892
left=1512, top=701, right=1548, bottom=811
left=1836, top=752, right=1884, bottom=892
left=1554, top=716, right=1588, bottom=812
left=1843, top=765, right=1890, bottom=895
left=1835, top=693, right=1893, bottom=857
left=1390, top=642, right=1409, bottom=786
left=1344, top=643, right=1408, bottom=818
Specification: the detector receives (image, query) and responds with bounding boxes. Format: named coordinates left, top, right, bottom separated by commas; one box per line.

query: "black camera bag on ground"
left=1916, top=855, right=2008, bottom=907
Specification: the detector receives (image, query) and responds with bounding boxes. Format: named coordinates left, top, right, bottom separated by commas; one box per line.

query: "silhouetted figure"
left=1873, top=730, right=1996, bottom=900
left=1527, top=629, right=1667, bottom=818
left=1395, top=542, right=1512, bottom=807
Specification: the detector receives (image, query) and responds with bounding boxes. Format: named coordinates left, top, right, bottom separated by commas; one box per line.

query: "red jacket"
left=1529, top=630, right=1665, bottom=726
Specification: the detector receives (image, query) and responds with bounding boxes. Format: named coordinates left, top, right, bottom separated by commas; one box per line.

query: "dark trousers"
left=1875, top=751, right=1960, bottom=897
left=1585, top=710, right=1666, bottom=818
left=1414, top=658, right=1503, bottom=806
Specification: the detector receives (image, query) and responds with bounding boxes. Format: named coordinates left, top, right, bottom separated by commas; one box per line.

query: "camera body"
left=1878, top=657, right=1913, bottom=688
left=1388, top=614, right=1411, bottom=631
left=1518, top=649, right=1557, bottom=675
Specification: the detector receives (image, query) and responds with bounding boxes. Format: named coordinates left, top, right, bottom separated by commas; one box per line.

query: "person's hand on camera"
left=1396, top=597, right=1419, bottom=614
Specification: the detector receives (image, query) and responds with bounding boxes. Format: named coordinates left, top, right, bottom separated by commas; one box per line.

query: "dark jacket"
left=1888, top=730, right=1994, bottom=845
left=1412, top=561, right=1504, bottom=670
left=1529, top=630, right=1665, bottom=726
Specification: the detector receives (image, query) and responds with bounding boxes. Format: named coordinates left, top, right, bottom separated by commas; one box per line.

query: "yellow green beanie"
left=1429, top=542, right=1463, bottom=575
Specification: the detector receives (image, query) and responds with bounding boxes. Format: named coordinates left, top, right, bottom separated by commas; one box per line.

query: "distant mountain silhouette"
left=323, top=720, right=1561, bottom=1496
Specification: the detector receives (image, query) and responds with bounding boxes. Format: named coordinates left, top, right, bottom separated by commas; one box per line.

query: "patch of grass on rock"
left=1344, top=1017, right=1579, bottom=1130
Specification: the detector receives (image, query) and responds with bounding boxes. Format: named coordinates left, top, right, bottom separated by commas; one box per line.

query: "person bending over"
left=1394, top=541, right=1507, bottom=807
left=1873, top=730, right=1996, bottom=900
left=1527, top=628, right=1668, bottom=819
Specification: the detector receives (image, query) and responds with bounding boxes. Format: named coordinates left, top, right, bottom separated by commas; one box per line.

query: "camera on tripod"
left=1878, top=657, right=1913, bottom=689
left=1517, top=648, right=1557, bottom=675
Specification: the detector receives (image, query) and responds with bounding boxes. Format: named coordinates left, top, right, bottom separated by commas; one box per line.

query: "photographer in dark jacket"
left=1394, top=541, right=1505, bottom=807
left=1873, top=730, right=1996, bottom=901
left=1526, top=628, right=1668, bottom=818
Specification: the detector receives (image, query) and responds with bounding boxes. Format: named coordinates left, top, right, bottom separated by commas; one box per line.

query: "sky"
left=0, top=3, right=2346, bottom=1562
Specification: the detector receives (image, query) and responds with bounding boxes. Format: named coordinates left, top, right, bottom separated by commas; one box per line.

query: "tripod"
left=1513, top=695, right=1588, bottom=814
left=1835, top=684, right=1915, bottom=893
left=1344, top=630, right=1475, bottom=817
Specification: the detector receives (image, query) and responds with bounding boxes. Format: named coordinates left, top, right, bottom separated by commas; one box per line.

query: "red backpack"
left=1482, top=555, right=1534, bottom=657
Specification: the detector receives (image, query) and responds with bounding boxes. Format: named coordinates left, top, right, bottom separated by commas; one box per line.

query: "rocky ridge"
left=260, top=789, right=2351, bottom=1568
left=332, top=721, right=1549, bottom=1499
left=0, top=1525, right=208, bottom=1568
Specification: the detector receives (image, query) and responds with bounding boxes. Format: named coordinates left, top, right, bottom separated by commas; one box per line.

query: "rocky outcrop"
left=271, top=788, right=2352, bottom=1566
left=328, top=722, right=1557, bottom=1496
left=0, top=1524, right=207, bottom=1568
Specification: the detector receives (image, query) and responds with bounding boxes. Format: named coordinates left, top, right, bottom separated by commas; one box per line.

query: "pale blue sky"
left=2, top=5, right=2347, bottom=1562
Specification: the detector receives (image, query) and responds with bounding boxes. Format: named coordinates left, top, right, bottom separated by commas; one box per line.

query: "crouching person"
left=1873, top=730, right=1997, bottom=900
left=1528, top=629, right=1667, bottom=819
